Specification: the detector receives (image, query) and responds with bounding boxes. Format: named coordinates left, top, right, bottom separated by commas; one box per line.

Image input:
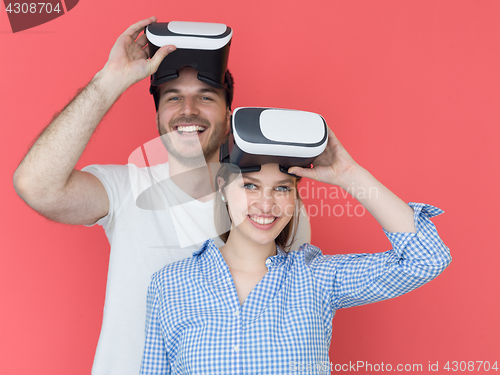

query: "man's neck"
left=168, top=153, right=220, bottom=202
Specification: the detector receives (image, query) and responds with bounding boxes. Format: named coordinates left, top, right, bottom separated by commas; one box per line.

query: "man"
left=13, top=17, right=310, bottom=375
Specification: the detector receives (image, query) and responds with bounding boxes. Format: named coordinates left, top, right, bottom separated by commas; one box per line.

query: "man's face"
left=156, top=67, right=231, bottom=166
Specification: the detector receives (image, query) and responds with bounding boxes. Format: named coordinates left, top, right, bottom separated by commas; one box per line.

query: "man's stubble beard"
left=158, top=116, right=228, bottom=168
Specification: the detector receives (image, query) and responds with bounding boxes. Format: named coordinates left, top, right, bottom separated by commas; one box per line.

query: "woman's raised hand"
left=288, top=128, right=361, bottom=190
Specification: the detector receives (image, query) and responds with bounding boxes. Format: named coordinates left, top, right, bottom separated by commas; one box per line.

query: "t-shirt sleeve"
left=81, top=164, right=131, bottom=231
left=302, top=202, right=452, bottom=310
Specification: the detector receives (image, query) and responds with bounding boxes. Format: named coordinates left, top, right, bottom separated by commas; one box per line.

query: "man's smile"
left=174, top=125, right=208, bottom=135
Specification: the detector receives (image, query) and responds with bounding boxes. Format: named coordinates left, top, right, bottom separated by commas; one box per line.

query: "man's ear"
left=225, top=109, right=232, bottom=133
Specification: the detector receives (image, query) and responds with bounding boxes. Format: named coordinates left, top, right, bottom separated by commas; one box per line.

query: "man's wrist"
left=93, top=66, right=132, bottom=102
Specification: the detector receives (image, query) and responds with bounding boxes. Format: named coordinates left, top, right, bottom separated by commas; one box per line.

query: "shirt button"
left=233, top=344, right=240, bottom=353
left=233, top=309, right=240, bottom=317
left=265, top=259, right=272, bottom=267
left=417, top=232, right=425, bottom=239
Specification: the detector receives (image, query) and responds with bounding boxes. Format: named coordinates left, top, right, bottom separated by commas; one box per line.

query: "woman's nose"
left=252, top=188, right=274, bottom=213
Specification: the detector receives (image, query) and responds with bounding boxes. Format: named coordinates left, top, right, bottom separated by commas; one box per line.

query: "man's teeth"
left=177, top=125, right=206, bottom=133
left=249, top=216, right=276, bottom=225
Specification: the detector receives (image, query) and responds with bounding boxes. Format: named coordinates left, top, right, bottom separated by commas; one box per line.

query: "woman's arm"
left=302, top=202, right=451, bottom=309
left=290, top=127, right=451, bottom=308
left=140, top=275, right=170, bottom=375
left=288, top=128, right=415, bottom=233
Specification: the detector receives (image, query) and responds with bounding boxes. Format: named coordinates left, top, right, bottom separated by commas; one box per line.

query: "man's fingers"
left=124, top=16, right=157, bottom=38
left=149, top=45, right=176, bottom=74
left=129, top=20, right=149, bottom=42
left=136, top=33, right=148, bottom=48
left=144, top=43, right=152, bottom=58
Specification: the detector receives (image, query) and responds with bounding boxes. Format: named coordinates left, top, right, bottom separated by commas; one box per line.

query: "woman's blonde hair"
left=214, top=164, right=302, bottom=252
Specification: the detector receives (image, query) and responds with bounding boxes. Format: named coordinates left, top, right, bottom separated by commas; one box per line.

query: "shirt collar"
left=194, top=239, right=288, bottom=262
left=194, top=239, right=232, bottom=288
left=193, top=239, right=289, bottom=320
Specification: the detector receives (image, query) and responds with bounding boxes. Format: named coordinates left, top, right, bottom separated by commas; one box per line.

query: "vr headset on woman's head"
left=220, top=107, right=328, bottom=175
left=146, top=21, right=233, bottom=109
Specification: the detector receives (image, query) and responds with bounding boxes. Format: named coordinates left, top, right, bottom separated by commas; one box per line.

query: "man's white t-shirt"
left=82, top=162, right=311, bottom=375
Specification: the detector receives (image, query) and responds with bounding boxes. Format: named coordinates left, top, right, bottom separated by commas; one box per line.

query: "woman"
left=139, top=127, right=451, bottom=375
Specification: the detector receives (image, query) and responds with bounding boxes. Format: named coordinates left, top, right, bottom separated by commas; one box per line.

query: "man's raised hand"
left=102, top=17, right=176, bottom=90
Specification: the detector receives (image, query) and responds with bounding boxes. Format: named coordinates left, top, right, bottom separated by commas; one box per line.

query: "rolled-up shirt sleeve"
left=304, top=202, right=452, bottom=311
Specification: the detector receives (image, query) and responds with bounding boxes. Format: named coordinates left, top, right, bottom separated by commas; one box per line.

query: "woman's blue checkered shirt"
left=140, top=203, right=451, bottom=374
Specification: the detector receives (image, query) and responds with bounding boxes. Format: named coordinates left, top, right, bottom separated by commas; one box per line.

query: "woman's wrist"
left=335, top=164, right=371, bottom=197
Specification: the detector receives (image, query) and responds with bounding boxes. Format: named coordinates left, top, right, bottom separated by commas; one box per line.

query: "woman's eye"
left=244, top=183, right=257, bottom=190
left=276, top=186, right=292, bottom=192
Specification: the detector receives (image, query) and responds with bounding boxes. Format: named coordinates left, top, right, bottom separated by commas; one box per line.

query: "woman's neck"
left=220, top=232, right=277, bottom=272
left=219, top=231, right=277, bottom=306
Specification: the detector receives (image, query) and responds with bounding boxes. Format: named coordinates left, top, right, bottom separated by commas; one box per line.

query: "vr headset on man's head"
left=146, top=21, right=233, bottom=109
left=220, top=107, right=328, bottom=175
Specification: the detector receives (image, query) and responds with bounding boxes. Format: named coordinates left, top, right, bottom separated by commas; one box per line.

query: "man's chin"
left=169, top=147, right=219, bottom=168
left=158, top=125, right=224, bottom=167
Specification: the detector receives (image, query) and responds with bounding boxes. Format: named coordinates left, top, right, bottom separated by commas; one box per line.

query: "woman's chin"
left=229, top=216, right=289, bottom=247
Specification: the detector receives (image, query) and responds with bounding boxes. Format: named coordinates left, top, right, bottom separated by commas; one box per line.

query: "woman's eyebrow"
left=243, top=176, right=295, bottom=185
left=242, top=176, right=260, bottom=183
left=275, top=179, right=295, bottom=185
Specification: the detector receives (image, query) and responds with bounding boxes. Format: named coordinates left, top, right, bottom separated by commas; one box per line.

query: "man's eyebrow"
left=161, top=88, right=180, bottom=96
left=199, top=87, right=221, bottom=96
left=243, top=176, right=295, bottom=185
left=160, top=87, right=220, bottom=96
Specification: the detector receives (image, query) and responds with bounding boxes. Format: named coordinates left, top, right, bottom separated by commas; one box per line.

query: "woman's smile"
left=247, top=214, right=279, bottom=229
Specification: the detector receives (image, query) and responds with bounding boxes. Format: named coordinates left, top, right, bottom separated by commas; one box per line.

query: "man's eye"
left=167, top=96, right=180, bottom=101
left=201, top=96, right=213, bottom=101
left=244, top=183, right=257, bottom=190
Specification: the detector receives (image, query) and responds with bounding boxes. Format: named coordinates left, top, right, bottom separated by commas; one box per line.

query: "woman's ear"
left=217, top=176, right=225, bottom=192
left=295, top=177, right=302, bottom=197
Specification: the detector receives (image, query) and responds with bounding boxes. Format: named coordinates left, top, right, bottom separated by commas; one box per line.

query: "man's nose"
left=180, top=97, right=199, bottom=116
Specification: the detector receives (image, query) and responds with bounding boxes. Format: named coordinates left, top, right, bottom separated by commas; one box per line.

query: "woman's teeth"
left=249, top=216, right=276, bottom=225
left=177, top=125, right=206, bottom=134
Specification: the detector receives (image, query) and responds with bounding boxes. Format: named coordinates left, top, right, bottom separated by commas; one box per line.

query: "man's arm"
left=13, top=17, right=175, bottom=225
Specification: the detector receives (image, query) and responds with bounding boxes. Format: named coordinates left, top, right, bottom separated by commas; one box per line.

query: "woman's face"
left=222, top=163, right=298, bottom=247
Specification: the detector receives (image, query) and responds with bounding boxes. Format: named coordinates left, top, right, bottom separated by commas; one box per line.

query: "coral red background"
left=1, top=0, right=499, bottom=374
